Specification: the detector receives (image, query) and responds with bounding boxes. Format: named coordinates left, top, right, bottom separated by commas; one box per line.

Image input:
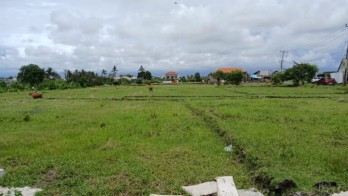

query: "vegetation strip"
left=184, top=102, right=299, bottom=195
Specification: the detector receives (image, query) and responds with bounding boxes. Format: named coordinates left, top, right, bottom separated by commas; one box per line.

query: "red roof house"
left=165, top=71, right=178, bottom=79
left=214, top=68, right=246, bottom=73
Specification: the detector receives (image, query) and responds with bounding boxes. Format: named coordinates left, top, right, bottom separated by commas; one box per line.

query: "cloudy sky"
left=1, top=0, right=348, bottom=77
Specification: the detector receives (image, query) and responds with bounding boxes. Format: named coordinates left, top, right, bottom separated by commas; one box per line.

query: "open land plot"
left=0, top=95, right=250, bottom=195
left=187, top=91, right=348, bottom=193
left=0, top=84, right=348, bottom=195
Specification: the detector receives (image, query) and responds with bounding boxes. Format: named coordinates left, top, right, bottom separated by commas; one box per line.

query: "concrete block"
left=182, top=181, right=218, bottom=196
left=0, top=169, right=4, bottom=177
left=216, top=176, right=239, bottom=196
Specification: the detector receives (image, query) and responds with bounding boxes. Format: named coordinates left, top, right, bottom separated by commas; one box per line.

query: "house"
left=165, top=71, right=178, bottom=83
left=251, top=70, right=272, bottom=82
left=214, top=68, right=246, bottom=74
left=209, top=67, right=247, bottom=84
left=330, top=58, right=347, bottom=84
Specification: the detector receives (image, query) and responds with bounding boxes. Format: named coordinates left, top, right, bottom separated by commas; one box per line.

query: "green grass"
left=187, top=93, right=348, bottom=193
left=0, top=94, right=250, bottom=195
left=0, top=84, right=348, bottom=195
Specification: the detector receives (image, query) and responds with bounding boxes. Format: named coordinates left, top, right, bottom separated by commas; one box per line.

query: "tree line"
left=0, top=62, right=320, bottom=93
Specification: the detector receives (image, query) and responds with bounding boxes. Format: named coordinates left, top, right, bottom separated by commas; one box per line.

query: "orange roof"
left=165, top=71, right=177, bottom=76
left=214, top=68, right=246, bottom=73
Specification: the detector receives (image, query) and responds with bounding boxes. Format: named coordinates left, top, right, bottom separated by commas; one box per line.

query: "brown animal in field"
left=29, top=92, right=43, bottom=99
left=148, top=84, right=153, bottom=92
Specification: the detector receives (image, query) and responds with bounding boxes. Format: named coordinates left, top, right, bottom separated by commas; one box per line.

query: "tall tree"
left=17, top=64, right=45, bottom=86
left=138, top=65, right=145, bottom=73
left=194, top=72, right=201, bottom=82
left=111, top=65, right=118, bottom=78
left=45, top=67, right=61, bottom=79
left=137, top=65, right=146, bottom=79
left=144, top=71, right=152, bottom=81
left=101, top=69, right=107, bottom=78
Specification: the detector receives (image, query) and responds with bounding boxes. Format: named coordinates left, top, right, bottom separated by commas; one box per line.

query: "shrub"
left=271, top=72, right=284, bottom=85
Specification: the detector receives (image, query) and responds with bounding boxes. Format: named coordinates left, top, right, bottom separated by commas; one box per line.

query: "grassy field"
left=0, top=84, right=347, bottom=195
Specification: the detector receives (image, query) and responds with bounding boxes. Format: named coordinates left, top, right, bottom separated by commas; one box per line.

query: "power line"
left=300, top=25, right=346, bottom=49
left=289, top=24, right=348, bottom=64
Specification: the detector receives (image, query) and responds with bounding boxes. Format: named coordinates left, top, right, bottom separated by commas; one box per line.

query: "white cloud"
left=1, top=0, right=348, bottom=77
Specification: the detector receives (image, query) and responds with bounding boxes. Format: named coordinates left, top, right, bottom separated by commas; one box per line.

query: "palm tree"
left=111, top=65, right=118, bottom=78
left=101, top=69, right=107, bottom=78
left=45, top=67, right=61, bottom=79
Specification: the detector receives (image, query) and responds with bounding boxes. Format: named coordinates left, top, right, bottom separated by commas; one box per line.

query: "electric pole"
left=280, top=50, right=287, bottom=72
left=344, top=24, right=348, bottom=85
left=344, top=43, right=348, bottom=85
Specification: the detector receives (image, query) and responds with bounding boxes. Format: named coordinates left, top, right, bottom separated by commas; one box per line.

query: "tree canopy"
left=194, top=72, right=201, bottom=82
left=225, top=70, right=244, bottom=85
left=111, top=66, right=118, bottom=78
left=144, top=71, right=152, bottom=81
left=45, top=67, right=61, bottom=79
left=212, top=71, right=224, bottom=85
left=283, top=62, right=318, bottom=86
left=212, top=70, right=244, bottom=85
left=17, top=64, right=45, bottom=86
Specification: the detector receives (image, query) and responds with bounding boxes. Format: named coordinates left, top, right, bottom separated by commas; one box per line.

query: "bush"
left=271, top=72, right=284, bottom=85
left=119, top=78, right=131, bottom=85
left=8, top=82, right=25, bottom=91
left=225, top=70, right=244, bottom=85
left=136, top=79, right=143, bottom=84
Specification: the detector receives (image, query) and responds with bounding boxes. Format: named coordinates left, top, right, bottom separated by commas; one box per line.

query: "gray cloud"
left=1, top=0, right=348, bottom=77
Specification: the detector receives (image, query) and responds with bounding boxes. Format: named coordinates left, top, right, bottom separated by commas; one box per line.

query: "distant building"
left=331, top=58, right=347, bottom=84
left=214, top=67, right=246, bottom=74
left=0, top=77, right=17, bottom=85
left=251, top=70, right=272, bottom=82
left=209, top=67, right=247, bottom=84
left=165, top=71, right=178, bottom=80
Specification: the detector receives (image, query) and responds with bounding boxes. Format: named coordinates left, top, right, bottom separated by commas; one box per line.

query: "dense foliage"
left=225, top=70, right=244, bottom=85
left=270, top=72, right=284, bottom=85
left=283, top=62, right=318, bottom=86
left=17, top=64, right=45, bottom=86
left=194, top=72, right=201, bottom=82
left=212, top=70, right=244, bottom=85
left=271, top=63, right=318, bottom=86
left=65, top=69, right=114, bottom=87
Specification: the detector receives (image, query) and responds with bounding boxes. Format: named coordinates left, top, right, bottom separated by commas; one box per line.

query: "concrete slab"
left=332, top=191, right=348, bottom=196
left=0, top=169, right=4, bottom=177
left=216, top=176, right=239, bottom=196
left=0, top=186, right=42, bottom=196
left=238, top=188, right=264, bottom=196
left=182, top=181, right=218, bottom=196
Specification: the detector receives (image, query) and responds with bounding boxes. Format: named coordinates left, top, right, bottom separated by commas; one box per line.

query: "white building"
left=331, top=58, right=347, bottom=84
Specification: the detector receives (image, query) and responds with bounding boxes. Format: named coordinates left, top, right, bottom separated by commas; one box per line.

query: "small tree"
left=225, top=70, right=244, bottom=85
left=283, top=62, right=318, bottom=86
left=271, top=72, right=284, bottom=85
left=194, top=72, right=201, bottom=82
left=144, top=71, right=152, bottom=81
left=17, top=64, right=45, bottom=87
left=212, top=71, right=224, bottom=85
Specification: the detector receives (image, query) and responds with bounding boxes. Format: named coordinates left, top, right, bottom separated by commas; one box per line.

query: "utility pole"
left=344, top=24, right=348, bottom=85
left=346, top=42, right=348, bottom=60
left=280, top=50, right=287, bottom=72
left=344, top=44, right=348, bottom=85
